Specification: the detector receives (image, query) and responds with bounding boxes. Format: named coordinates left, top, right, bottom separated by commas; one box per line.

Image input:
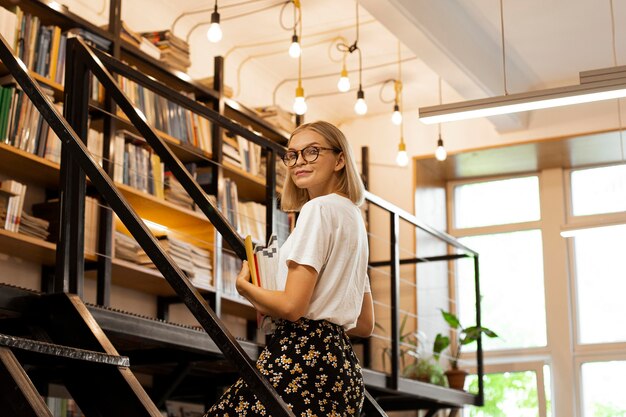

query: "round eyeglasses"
left=281, top=145, right=339, bottom=167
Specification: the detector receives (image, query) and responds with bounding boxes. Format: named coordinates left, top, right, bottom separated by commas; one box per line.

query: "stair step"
left=0, top=333, right=129, bottom=366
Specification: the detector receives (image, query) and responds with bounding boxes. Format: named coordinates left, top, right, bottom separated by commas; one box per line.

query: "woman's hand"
left=235, top=260, right=251, bottom=296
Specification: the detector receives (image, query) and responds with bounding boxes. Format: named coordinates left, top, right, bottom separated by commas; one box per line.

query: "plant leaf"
left=482, top=327, right=499, bottom=338
left=440, top=309, right=461, bottom=329
left=433, top=333, right=450, bottom=360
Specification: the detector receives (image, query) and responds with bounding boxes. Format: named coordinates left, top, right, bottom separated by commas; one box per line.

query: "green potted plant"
left=403, top=356, right=447, bottom=386
left=433, top=309, right=499, bottom=390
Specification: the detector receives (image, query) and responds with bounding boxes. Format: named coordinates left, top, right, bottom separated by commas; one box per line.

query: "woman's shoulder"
left=299, top=194, right=357, bottom=221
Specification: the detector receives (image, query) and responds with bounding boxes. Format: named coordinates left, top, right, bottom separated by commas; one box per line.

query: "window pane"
left=454, top=176, right=540, bottom=228
left=571, top=164, right=626, bottom=216
left=458, top=231, right=547, bottom=350
left=465, top=371, right=540, bottom=417
left=573, top=224, right=626, bottom=344
left=582, top=361, right=626, bottom=417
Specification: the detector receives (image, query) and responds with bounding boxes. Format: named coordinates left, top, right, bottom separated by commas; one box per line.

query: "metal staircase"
left=0, top=33, right=390, bottom=416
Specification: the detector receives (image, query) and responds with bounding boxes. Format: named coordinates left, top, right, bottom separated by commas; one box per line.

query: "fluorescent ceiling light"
left=419, top=66, right=626, bottom=124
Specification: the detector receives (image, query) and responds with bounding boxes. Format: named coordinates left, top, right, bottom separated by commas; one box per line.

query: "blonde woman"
left=205, top=121, right=373, bottom=416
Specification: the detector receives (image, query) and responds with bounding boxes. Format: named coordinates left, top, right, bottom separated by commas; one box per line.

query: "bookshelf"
left=0, top=0, right=289, bottom=321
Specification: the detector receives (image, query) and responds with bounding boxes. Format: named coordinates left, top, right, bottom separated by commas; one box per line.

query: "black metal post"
left=474, top=254, right=484, bottom=406
left=93, top=0, right=122, bottom=307
left=389, top=212, right=400, bottom=390
left=265, top=149, right=277, bottom=243
left=56, top=38, right=91, bottom=297
left=212, top=56, right=226, bottom=318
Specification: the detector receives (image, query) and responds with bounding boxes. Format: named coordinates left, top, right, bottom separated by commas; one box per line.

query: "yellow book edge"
left=244, top=235, right=259, bottom=287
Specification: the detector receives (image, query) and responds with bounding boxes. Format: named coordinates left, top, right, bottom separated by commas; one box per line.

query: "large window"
left=448, top=164, right=626, bottom=417
left=571, top=224, right=626, bottom=344
left=454, top=176, right=541, bottom=228
left=581, top=361, right=626, bottom=417
left=458, top=231, right=547, bottom=350
left=570, top=165, right=626, bottom=216
left=452, top=176, right=547, bottom=351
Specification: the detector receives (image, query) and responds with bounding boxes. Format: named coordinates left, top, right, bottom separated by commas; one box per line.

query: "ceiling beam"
left=361, top=0, right=542, bottom=132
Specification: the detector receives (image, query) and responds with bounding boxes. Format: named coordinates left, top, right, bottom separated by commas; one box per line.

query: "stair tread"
left=0, top=333, right=130, bottom=366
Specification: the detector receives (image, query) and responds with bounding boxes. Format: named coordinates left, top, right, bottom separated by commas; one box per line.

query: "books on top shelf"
left=140, top=30, right=191, bottom=73
left=254, top=105, right=295, bottom=133
left=114, top=230, right=213, bottom=289
left=0, top=179, right=26, bottom=233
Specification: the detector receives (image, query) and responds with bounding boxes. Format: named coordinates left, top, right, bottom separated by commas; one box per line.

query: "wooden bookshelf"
left=116, top=182, right=215, bottom=243
left=0, top=143, right=60, bottom=187
left=85, top=257, right=215, bottom=297
left=0, top=228, right=98, bottom=265
left=0, top=228, right=56, bottom=264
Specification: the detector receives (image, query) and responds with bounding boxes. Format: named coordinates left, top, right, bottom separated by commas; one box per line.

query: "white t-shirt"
left=276, top=193, right=370, bottom=330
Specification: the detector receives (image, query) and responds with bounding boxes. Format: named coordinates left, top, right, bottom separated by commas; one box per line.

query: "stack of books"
left=254, top=105, right=295, bottom=133
left=0, top=179, right=26, bottom=233
left=114, top=231, right=213, bottom=288
left=164, top=172, right=194, bottom=210
left=18, top=211, right=50, bottom=240
left=141, top=30, right=191, bottom=73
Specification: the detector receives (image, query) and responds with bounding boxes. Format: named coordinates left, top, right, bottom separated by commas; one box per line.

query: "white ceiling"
left=126, top=0, right=626, bottom=132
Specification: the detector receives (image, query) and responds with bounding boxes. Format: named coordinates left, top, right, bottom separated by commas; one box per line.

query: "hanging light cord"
left=398, top=40, right=405, bottom=145
left=184, top=1, right=288, bottom=42
left=336, top=0, right=363, bottom=89
left=296, top=1, right=303, bottom=86
left=609, top=0, right=625, bottom=160
left=172, top=0, right=273, bottom=33
left=438, top=76, right=442, bottom=138
left=499, top=0, right=509, bottom=95
left=278, top=0, right=301, bottom=32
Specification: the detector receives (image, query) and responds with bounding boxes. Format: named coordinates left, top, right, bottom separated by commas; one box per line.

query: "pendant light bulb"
left=396, top=141, right=408, bottom=167
left=293, top=85, right=307, bottom=115
left=354, top=89, right=368, bottom=115
left=289, top=34, right=301, bottom=58
left=337, top=66, right=350, bottom=92
left=391, top=104, right=402, bottom=125
left=435, top=136, right=447, bottom=161
left=207, top=9, right=222, bottom=43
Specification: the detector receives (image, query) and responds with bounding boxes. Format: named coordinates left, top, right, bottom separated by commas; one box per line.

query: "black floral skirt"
left=204, top=318, right=364, bottom=416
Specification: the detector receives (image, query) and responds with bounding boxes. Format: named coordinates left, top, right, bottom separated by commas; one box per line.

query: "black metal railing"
left=0, top=28, right=484, bottom=413
left=364, top=191, right=484, bottom=407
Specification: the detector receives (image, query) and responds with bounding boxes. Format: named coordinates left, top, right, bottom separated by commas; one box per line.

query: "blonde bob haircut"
left=280, top=120, right=365, bottom=212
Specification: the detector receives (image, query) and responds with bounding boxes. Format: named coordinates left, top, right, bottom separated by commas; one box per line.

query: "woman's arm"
left=346, top=292, right=374, bottom=338
left=236, top=260, right=317, bottom=322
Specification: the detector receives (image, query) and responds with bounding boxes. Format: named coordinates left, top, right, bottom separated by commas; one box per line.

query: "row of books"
left=117, top=76, right=213, bottom=153
left=0, top=6, right=111, bottom=87
left=0, top=6, right=67, bottom=85
left=0, top=80, right=62, bottom=164
left=114, top=230, right=213, bottom=289
left=33, top=196, right=100, bottom=255
left=111, top=130, right=165, bottom=199
left=222, top=132, right=287, bottom=187
left=0, top=179, right=26, bottom=232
